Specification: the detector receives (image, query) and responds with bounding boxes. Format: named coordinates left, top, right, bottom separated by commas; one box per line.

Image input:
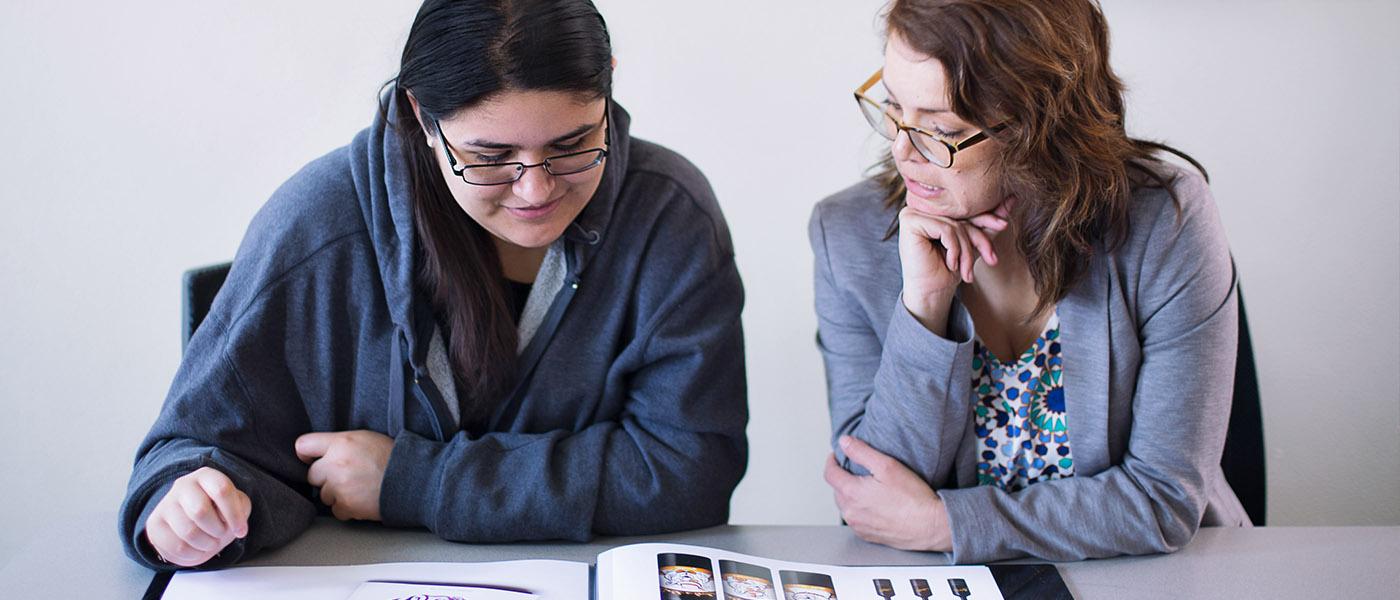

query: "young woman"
left=120, top=0, right=747, bottom=569
left=813, top=0, right=1249, bottom=563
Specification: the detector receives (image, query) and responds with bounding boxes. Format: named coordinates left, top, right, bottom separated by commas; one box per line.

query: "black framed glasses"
left=854, top=69, right=992, bottom=168
left=434, top=106, right=610, bottom=186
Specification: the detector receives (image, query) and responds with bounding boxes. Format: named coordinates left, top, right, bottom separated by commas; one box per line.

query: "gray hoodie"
left=118, top=95, right=748, bottom=570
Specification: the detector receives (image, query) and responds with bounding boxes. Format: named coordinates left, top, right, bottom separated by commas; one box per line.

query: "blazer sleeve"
left=937, top=176, right=1239, bottom=563
left=118, top=298, right=320, bottom=571
left=809, top=201, right=977, bottom=484
left=378, top=217, right=748, bottom=541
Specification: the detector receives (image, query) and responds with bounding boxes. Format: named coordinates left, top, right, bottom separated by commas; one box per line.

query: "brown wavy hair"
left=878, top=0, right=1206, bottom=316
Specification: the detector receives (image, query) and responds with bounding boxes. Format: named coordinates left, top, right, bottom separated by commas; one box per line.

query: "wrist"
left=902, top=287, right=955, bottom=336
left=925, top=493, right=954, bottom=553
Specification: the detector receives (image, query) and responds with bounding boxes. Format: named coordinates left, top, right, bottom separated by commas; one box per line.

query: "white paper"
left=346, top=580, right=538, bottom=600
left=597, top=543, right=1003, bottom=600
left=161, top=560, right=588, bottom=600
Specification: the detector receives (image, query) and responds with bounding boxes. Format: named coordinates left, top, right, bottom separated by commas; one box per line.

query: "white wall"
left=1, top=0, right=1395, bottom=567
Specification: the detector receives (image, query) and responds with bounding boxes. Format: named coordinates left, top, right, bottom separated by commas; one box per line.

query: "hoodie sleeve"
left=378, top=181, right=748, bottom=542
left=119, top=145, right=380, bottom=570
left=118, top=300, right=320, bottom=570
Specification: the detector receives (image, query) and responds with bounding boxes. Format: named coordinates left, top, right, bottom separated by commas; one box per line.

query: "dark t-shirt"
left=508, top=279, right=532, bottom=324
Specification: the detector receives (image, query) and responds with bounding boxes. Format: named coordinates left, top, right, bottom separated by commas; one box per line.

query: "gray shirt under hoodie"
left=810, top=163, right=1250, bottom=564
left=118, top=96, right=748, bottom=570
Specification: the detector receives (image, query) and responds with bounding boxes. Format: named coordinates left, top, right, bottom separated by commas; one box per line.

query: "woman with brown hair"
left=813, top=0, right=1249, bottom=562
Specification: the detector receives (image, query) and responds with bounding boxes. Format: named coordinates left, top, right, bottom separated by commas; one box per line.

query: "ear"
left=404, top=89, right=434, bottom=148
left=610, top=55, right=618, bottom=70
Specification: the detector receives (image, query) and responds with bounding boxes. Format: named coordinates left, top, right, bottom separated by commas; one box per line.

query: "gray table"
left=2, top=513, right=1396, bottom=599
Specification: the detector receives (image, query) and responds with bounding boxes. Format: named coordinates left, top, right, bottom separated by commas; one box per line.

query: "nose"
left=891, top=128, right=926, bottom=164
left=512, top=163, right=556, bottom=205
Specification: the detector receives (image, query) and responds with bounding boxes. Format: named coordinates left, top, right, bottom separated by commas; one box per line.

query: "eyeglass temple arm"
left=433, top=119, right=460, bottom=170
left=855, top=68, right=884, bottom=96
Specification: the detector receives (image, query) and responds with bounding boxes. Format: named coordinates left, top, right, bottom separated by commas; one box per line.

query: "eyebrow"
left=460, top=122, right=598, bottom=150
left=884, top=85, right=950, bottom=115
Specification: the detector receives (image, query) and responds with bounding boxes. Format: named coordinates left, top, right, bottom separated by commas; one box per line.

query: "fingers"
left=907, top=210, right=957, bottom=273
left=953, top=224, right=975, bottom=282
left=329, top=500, right=353, bottom=521
left=306, top=455, right=330, bottom=488
left=899, top=207, right=983, bottom=279
left=176, top=485, right=230, bottom=542
left=824, top=454, right=858, bottom=517
left=966, top=211, right=1008, bottom=233
left=823, top=452, right=857, bottom=490
left=838, top=436, right=899, bottom=479
left=157, top=511, right=223, bottom=554
left=146, top=517, right=213, bottom=566
left=295, top=432, right=335, bottom=464
left=195, top=470, right=251, bottom=539
left=317, top=480, right=339, bottom=509
left=147, top=467, right=250, bottom=567
left=965, top=224, right=998, bottom=267
left=307, top=454, right=342, bottom=514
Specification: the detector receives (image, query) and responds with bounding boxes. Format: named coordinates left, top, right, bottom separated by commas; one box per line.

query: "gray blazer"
left=809, top=164, right=1251, bottom=564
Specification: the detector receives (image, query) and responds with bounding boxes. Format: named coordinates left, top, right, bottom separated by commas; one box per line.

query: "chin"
left=500, top=223, right=568, bottom=249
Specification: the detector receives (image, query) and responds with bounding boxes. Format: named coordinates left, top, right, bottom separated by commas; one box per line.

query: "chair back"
left=181, top=262, right=232, bottom=352
left=1223, top=288, right=1267, bottom=525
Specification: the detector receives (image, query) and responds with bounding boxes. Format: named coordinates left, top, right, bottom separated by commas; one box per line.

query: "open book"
left=155, top=543, right=1063, bottom=599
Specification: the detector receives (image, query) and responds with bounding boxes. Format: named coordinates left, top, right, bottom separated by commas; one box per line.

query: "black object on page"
left=874, top=578, right=896, bottom=599
left=948, top=577, right=972, bottom=598
left=910, top=578, right=933, bottom=599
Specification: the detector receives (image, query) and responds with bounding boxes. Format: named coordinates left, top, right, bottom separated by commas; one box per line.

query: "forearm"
left=829, top=294, right=975, bottom=483
left=938, top=457, right=1209, bottom=563
left=121, top=439, right=316, bottom=569
left=380, top=421, right=746, bottom=541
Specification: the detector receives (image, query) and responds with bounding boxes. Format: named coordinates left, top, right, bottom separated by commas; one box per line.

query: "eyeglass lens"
left=460, top=150, right=605, bottom=185
left=857, top=98, right=953, bottom=167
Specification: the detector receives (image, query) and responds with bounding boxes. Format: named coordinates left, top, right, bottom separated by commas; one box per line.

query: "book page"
left=597, top=543, right=1002, bottom=600
left=345, top=581, right=539, bottom=599
left=160, top=560, right=589, bottom=600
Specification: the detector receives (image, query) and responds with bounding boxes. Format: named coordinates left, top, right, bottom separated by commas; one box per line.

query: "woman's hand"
left=295, top=430, right=394, bottom=522
left=824, top=435, right=953, bottom=553
left=144, top=467, right=251, bottom=567
left=898, top=198, right=1013, bottom=334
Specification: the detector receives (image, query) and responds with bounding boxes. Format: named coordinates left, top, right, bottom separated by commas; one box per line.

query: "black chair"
left=181, top=262, right=232, bottom=352
left=1222, top=288, right=1266, bottom=525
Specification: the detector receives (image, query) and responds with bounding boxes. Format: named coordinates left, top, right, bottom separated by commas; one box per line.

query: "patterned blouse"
left=971, top=311, right=1074, bottom=492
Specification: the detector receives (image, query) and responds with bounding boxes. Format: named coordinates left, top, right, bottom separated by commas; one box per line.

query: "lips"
left=904, top=177, right=944, bottom=199
left=902, top=176, right=949, bottom=215
left=504, top=197, right=564, bottom=221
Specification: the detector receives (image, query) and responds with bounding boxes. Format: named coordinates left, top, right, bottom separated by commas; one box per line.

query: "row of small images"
left=876, top=577, right=971, bottom=599
left=657, top=553, right=973, bottom=600
left=657, top=552, right=827, bottom=600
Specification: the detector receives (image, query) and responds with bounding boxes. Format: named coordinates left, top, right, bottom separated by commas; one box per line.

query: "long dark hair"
left=385, top=0, right=612, bottom=424
left=881, top=0, right=1206, bottom=317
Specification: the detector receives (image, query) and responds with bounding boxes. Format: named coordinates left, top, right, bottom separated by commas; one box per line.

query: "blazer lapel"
left=1058, top=257, right=1113, bottom=476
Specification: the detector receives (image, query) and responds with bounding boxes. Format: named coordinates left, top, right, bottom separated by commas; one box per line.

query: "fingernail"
left=839, top=436, right=851, bottom=450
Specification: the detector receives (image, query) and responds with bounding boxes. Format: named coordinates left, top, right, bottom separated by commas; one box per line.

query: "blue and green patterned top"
left=971, top=311, right=1074, bottom=492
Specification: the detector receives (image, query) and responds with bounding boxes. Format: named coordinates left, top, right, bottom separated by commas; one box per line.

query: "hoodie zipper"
left=486, top=238, right=584, bottom=431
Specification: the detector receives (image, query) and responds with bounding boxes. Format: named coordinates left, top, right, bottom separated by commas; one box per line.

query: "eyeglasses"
left=434, top=107, right=610, bottom=186
left=854, top=69, right=992, bottom=168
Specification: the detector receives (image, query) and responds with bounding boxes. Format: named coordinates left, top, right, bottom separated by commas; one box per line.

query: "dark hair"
left=385, top=0, right=612, bottom=425
left=880, top=0, right=1206, bottom=318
